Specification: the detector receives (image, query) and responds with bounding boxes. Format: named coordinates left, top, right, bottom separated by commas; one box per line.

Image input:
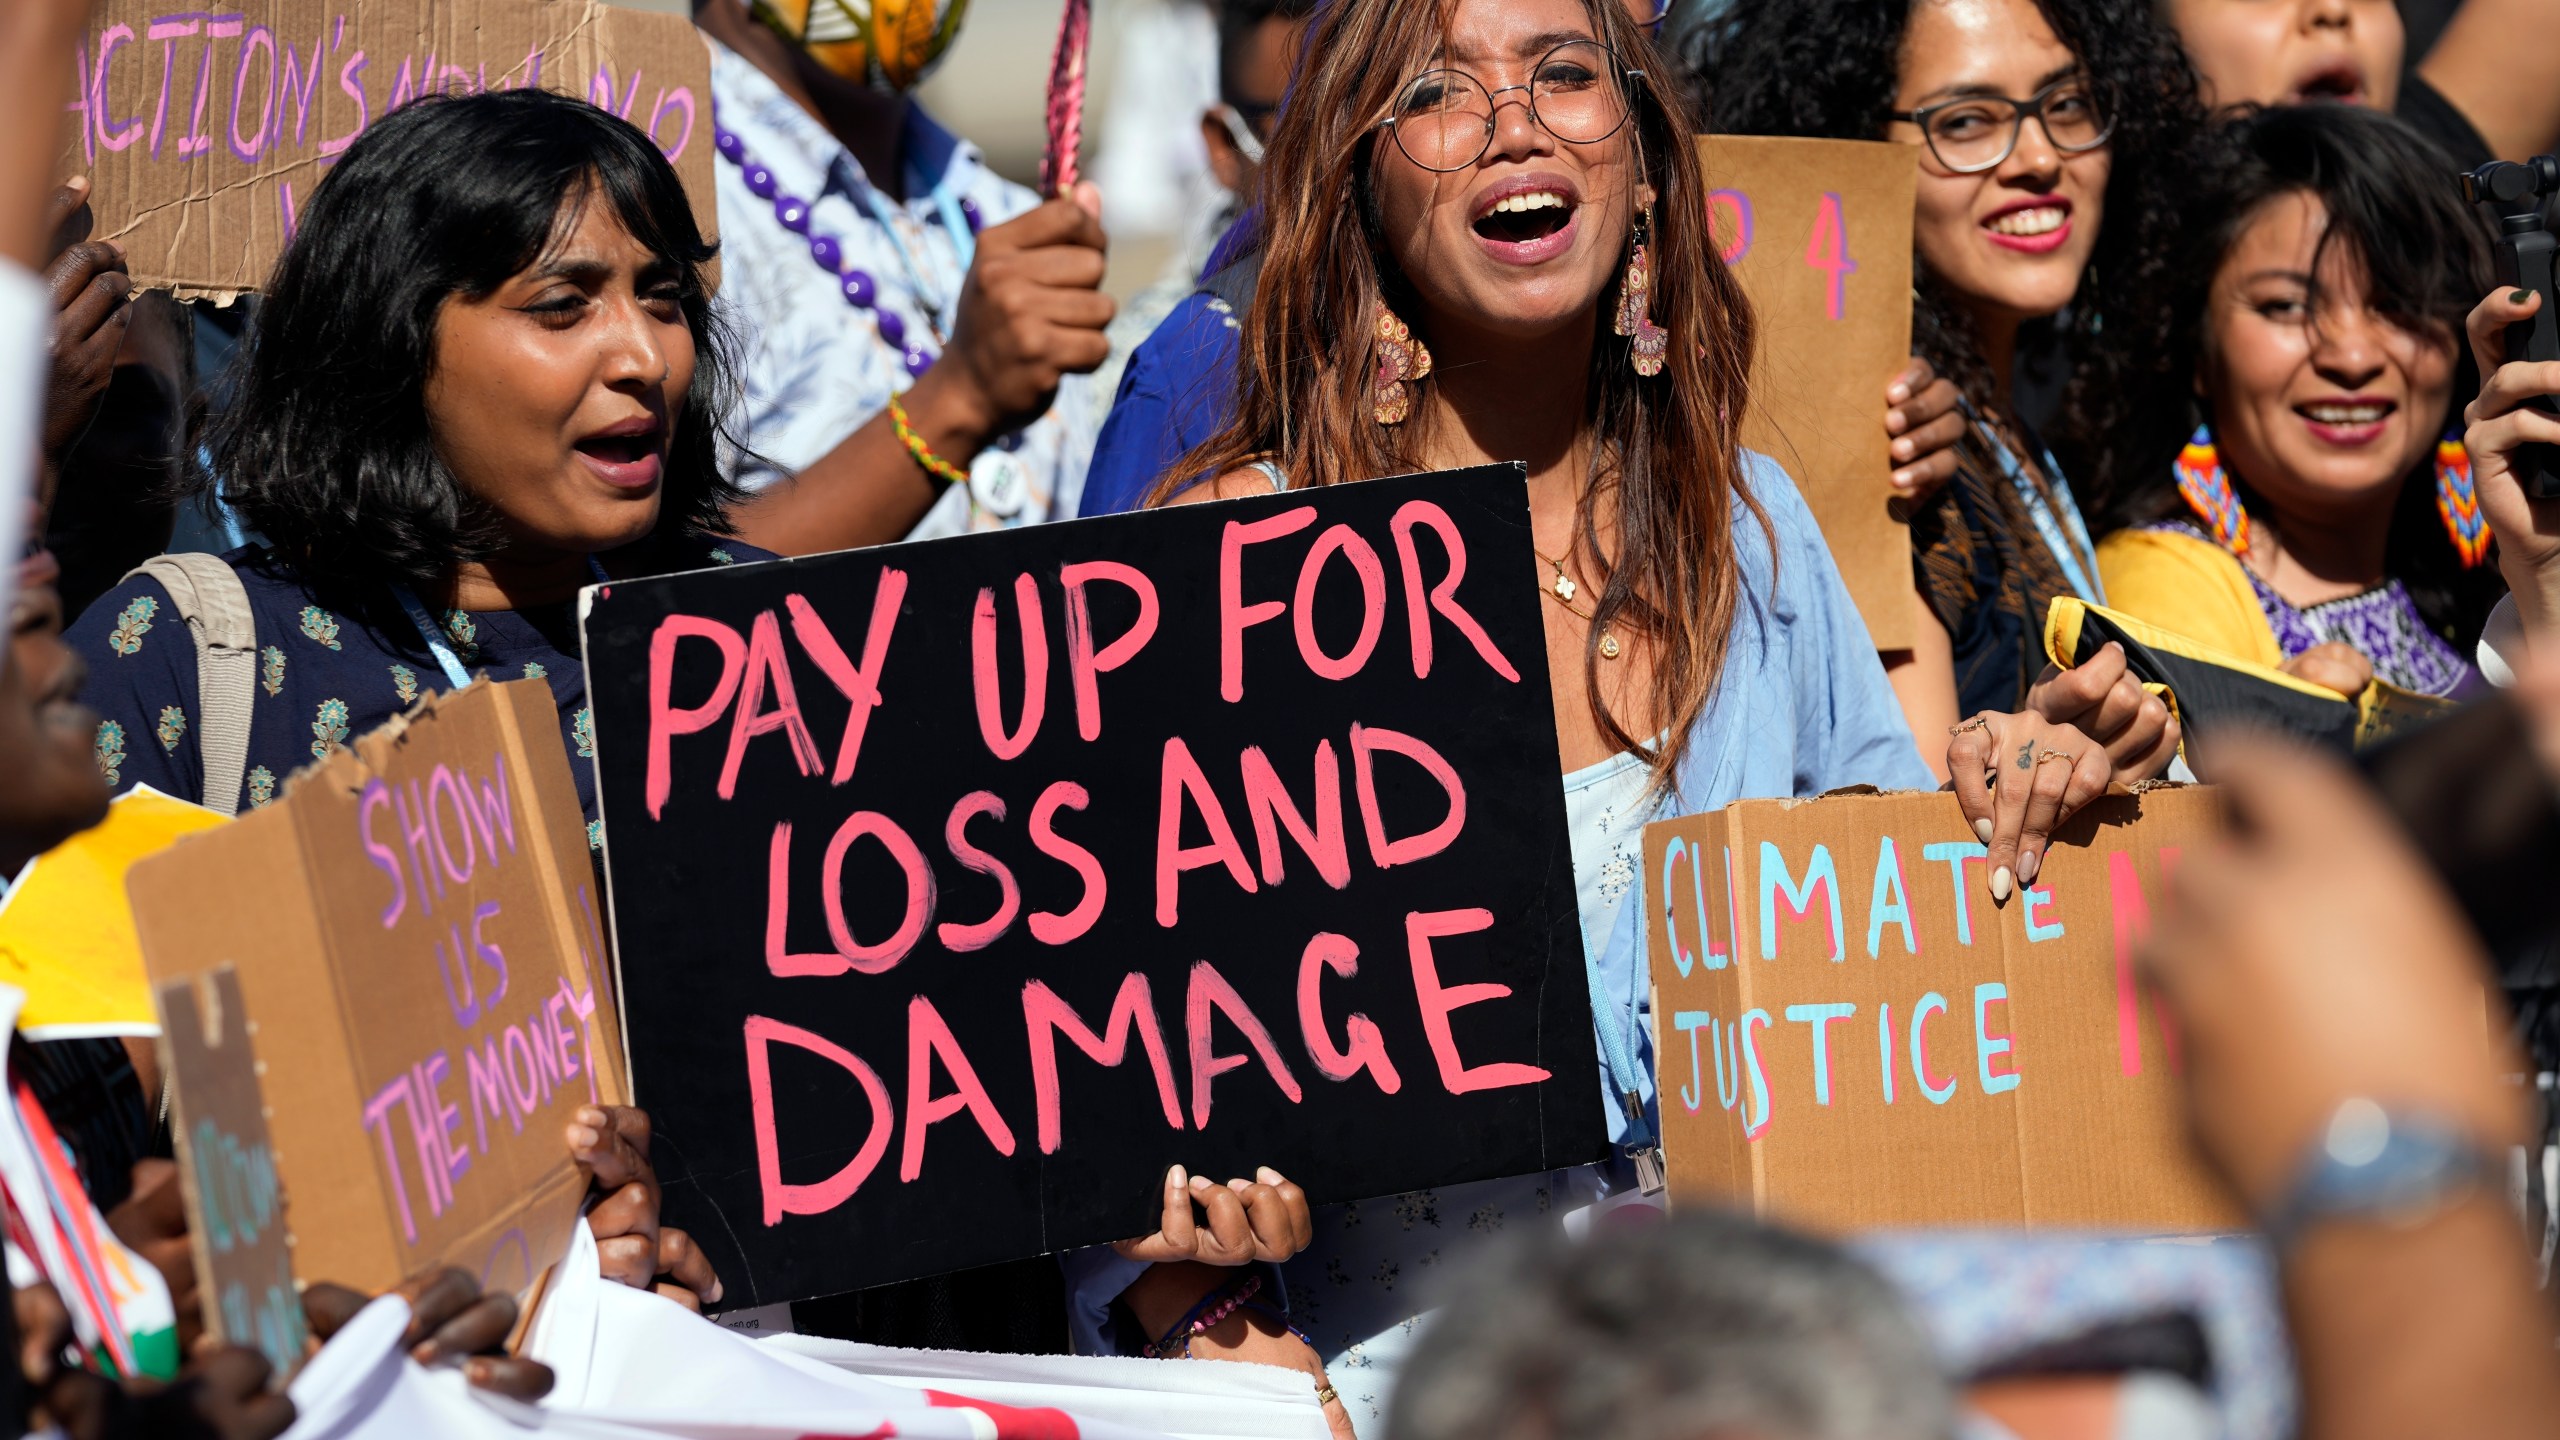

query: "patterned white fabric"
left=710, top=42, right=1095, bottom=540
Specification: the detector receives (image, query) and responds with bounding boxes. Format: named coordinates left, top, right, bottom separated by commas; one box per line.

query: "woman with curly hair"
left=67, top=89, right=768, bottom=827
left=1070, top=0, right=2171, bottom=1431
left=1696, top=0, right=2204, bottom=762
left=2096, top=103, right=2505, bottom=699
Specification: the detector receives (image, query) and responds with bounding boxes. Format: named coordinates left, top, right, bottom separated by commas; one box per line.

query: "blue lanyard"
left=1966, top=406, right=2106, bottom=607
left=392, top=586, right=475, bottom=691
left=392, top=558, right=611, bottom=694
left=838, top=156, right=975, bottom=337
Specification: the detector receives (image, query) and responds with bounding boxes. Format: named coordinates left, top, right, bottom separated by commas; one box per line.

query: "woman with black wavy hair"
left=1695, top=0, right=2203, bottom=758
left=2096, top=103, right=2505, bottom=699
left=67, top=88, right=767, bottom=830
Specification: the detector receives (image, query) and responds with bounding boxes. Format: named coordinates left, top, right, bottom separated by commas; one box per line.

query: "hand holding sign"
left=301, top=1267, right=554, bottom=1401
left=1110, top=1162, right=1313, bottom=1266
left=569, top=1104, right=723, bottom=1311
left=1945, top=709, right=2113, bottom=899
left=1884, top=356, right=1966, bottom=501
left=42, top=176, right=131, bottom=465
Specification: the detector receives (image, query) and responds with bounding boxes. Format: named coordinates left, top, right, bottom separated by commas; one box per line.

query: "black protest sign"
left=582, top=465, right=1604, bottom=1305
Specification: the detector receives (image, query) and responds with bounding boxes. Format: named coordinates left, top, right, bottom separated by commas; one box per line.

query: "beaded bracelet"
left=1146, top=1272, right=1264, bottom=1359
left=889, top=395, right=968, bottom=489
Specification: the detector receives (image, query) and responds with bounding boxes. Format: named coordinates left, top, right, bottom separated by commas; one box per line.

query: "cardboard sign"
left=127, top=679, right=627, bottom=1294
left=583, top=465, right=1605, bottom=1306
left=61, top=0, right=716, bottom=300
left=155, top=966, right=308, bottom=1379
left=1645, top=787, right=2240, bottom=1231
left=1700, top=136, right=1919, bottom=650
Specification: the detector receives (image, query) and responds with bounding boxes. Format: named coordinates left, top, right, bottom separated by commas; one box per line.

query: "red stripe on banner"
left=926, top=1389, right=1082, bottom=1440
left=12, top=1079, right=137, bottom=1375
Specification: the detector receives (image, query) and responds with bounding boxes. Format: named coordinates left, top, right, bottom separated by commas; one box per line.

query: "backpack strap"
left=120, top=554, right=258, bottom=817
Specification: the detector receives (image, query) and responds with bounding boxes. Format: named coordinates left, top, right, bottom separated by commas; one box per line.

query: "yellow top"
left=2093, top=526, right=2285, bottom=671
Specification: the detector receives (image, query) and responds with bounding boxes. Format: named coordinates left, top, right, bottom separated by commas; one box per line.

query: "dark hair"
left=201, top=88, right=743, bottom=594
left=1686, top=0, right=2204, bottom=509
left=1219, top=0, right=1321, bottom=105
left=2113, top=103, right=2501, bottom=649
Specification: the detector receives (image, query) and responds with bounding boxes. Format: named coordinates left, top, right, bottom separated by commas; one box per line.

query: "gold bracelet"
left=889, top=394, right=969, bottom=488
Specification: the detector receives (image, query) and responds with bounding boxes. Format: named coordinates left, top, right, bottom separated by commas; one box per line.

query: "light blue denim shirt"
left=1061, top=453, right=1936, bottom=1419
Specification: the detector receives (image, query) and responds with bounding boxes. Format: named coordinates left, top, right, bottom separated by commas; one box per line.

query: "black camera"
left=2461, top=155, right=2560, bottom=499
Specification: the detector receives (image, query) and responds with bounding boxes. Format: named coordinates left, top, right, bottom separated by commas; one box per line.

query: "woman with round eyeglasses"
left=1703, top=0, right=2205, bottom=771
left=1064, top=1, right=2159, bottom=1433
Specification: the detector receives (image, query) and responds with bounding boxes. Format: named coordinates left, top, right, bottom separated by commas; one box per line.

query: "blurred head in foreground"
left=1387, top=1209, right=1955, bottom=1440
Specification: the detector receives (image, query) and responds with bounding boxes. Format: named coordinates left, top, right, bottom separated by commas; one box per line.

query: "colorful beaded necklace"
left=711, top=117, right=981, bottom=379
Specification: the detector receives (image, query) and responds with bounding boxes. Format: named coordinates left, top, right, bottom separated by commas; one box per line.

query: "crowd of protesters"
left=5, top=0, right=2560, bottom=1435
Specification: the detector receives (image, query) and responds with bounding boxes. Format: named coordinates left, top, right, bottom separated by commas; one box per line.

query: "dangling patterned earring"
left=2173, top=425, right=2252, bottom=556
left=1615, top=204, right=1668, bottom=377
left=2435, top=432, right=2490, bottom=568
left=1372, top=307, right=1432, bottom=426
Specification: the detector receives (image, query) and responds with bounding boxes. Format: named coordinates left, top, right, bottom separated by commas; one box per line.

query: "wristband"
left=1147, top=1271, right=1265, bottom=1359
left=889, top=395, right=969, bottom=489
left=2260, top=1098, right=2506, bottom=1252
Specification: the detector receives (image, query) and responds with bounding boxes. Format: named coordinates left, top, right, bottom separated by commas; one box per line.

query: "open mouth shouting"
left=2296, top=395, right=2396, bottom=445
left=1469, top=175, right=1582, bottom=264
left=1981, top=195, right=2072, bottom=255
left=2285, top=61, right=2368, bottom=105
left=575, top=413, right=668, bottom=490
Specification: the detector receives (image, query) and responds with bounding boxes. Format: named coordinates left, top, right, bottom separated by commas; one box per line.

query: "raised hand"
left=2462, top=285, right=2560, bottom=642
left=926, top=182, right=1114, bottom=444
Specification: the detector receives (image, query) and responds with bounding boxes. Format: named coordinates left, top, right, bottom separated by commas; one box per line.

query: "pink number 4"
left=1803, top=191, right=1856, bottom=320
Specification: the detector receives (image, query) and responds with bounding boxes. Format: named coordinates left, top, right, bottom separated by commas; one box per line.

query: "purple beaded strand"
left=715, top=121, right=968, bottom=379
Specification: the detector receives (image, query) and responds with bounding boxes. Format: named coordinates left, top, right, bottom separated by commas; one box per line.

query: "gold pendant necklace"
left=1533, top=545, right=1621, bottom=659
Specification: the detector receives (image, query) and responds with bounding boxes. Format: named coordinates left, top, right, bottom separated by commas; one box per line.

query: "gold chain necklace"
left=1533, top=545, right=1621, bottom=660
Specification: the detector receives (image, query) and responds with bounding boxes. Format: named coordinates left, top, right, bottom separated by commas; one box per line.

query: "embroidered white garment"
left=710, top=42, right=1095, bottom=539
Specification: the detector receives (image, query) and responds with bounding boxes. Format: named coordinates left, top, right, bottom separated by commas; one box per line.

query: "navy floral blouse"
left=65, top=538, right=769, bottom=840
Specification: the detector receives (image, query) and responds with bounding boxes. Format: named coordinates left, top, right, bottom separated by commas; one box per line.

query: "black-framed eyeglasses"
left=1891, top=76, right=2111, bottom=175
left=1380, top=40, right=1641, bottom=174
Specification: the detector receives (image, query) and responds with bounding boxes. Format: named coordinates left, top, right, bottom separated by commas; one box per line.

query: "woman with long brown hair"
left=1066, top=0, right=2164, bottom=1427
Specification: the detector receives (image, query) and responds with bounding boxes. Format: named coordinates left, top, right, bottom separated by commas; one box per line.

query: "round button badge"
left=969, top=447, right=1032, bottom=519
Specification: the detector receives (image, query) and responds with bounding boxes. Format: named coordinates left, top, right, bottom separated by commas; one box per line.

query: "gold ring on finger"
left=1948, top=715, right=1991, bottom=737
left=2035, top=748, right=2077, bottom=765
